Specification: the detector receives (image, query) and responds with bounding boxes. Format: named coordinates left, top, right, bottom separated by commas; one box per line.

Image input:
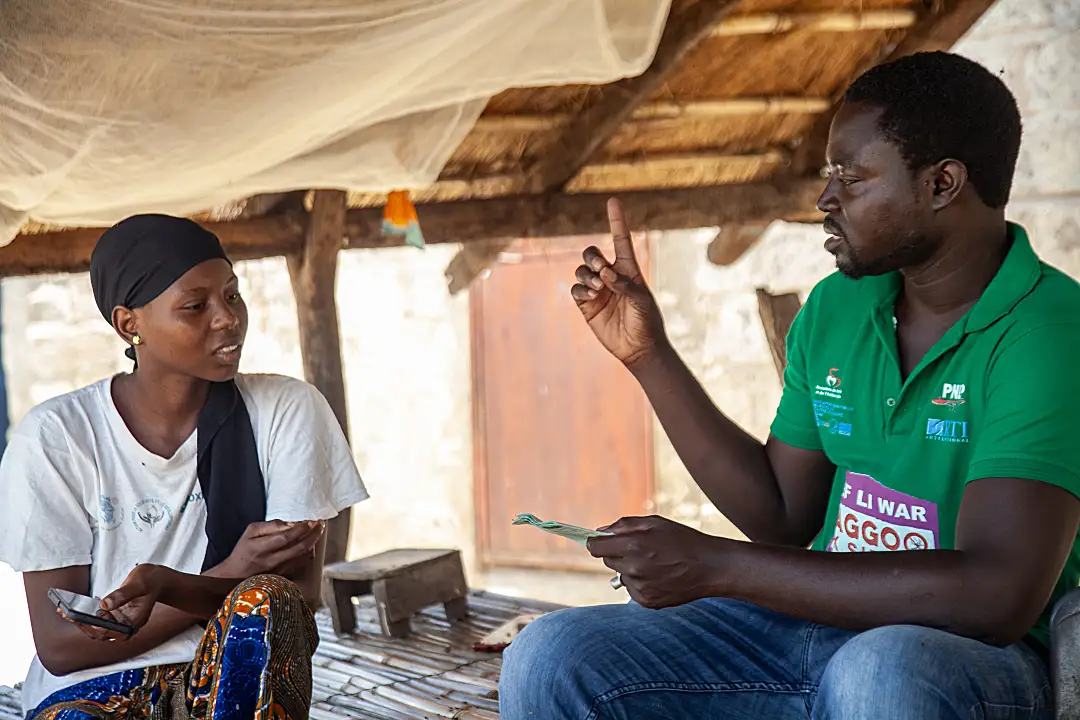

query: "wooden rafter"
left=792, top=0, right=1000, bottom=176
left=472, top=96, right=831, bottom=132
left=0, top=179, right=823, bottom=277
left=436, top=150, right=786, bottom=197
left=444, top=239, right=513, bottom=295
left=707, top=223, right=770, bottom=266
left=524, top=0, right=740, bottom=194
left=712, top=10, right=918, bottom=37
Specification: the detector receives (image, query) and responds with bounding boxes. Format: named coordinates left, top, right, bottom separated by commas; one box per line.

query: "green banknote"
left=511, top=513, right=613, bottom=546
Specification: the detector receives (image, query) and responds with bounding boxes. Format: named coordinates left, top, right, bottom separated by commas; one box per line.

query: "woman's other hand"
left=218, top=519, right=325, bottom=578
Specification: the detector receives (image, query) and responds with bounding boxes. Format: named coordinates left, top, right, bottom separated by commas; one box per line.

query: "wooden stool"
left=322, top=548, right=469, bottom=638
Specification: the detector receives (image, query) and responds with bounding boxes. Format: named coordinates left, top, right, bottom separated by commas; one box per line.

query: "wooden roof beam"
left=707, top=223, right=770, bottom=266
left=712, top=10, right=918, bottom=37
left=523, top=0, right=741, bottom=194
left=0, top=214, right=305, bottom=278
left=434, top=149, right=789, bottom=194
left=346, top=178, right=824, bottom=250
left=473, top=96, right=832, bottom=132
left=792, top=0, right=999, bottom=176
left=0, top=179, right=823, bottom=278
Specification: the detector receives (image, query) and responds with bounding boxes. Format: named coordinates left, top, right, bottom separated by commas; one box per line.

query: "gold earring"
left=132, top=335, right=142, bottom=346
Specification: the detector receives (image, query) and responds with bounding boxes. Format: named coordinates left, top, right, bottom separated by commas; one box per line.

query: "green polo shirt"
left=771, top=222, right=1080, bottom=649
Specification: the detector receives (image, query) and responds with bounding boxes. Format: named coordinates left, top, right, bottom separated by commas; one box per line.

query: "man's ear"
left=925, top=158, right=968, bottom=211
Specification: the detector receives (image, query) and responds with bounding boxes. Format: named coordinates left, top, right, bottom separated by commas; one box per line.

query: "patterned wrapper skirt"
left=27, top=574, right=319, bottom=720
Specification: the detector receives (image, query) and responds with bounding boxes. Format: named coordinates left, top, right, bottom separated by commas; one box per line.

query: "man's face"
left=817, top=101, right=938, bottom=279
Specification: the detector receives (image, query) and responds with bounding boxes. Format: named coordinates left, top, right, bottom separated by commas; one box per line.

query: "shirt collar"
left=964, top=222, right=1040, bottom=333
left=861, top=222, right=1039, bottom=334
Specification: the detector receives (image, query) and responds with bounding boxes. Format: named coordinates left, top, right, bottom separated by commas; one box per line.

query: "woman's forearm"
left=38, top=604, right=200, bottom=677
left=157, top=565, right=245, bottom=619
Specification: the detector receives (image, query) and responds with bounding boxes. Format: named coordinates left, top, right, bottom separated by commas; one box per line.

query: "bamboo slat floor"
left=0, top=590, right=563, bottom=720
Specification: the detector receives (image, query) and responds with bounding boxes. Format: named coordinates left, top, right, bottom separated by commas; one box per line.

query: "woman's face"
left=129, top=258, right=248, bottom=382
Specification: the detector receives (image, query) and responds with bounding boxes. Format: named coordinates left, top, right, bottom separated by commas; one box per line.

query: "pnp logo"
left=931, top=382, right=967, bottom=411
left=942, top=383, right=966, bottom=400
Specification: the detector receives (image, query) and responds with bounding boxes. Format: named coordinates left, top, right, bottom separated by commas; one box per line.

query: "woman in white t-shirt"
left=0, top=214, right=369, bottom=719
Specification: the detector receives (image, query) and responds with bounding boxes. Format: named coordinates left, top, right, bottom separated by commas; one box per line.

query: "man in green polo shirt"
left=499, top=51, right=1080, bottom=720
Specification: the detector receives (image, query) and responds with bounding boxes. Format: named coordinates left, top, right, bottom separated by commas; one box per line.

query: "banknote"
left=511, top=513, right=613, bottom=546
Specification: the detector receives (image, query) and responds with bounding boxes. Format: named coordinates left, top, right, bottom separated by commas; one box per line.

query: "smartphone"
left=47, top=588, right=135, bottom=637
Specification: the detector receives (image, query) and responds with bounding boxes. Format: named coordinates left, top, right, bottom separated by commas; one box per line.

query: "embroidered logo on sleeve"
left=99, top=495, right=124, bottom=531
left=826, top=471, right=939, bottom=552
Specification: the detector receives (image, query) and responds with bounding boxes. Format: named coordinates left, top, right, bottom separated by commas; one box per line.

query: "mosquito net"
left=0, top=0, right=671, bottom=243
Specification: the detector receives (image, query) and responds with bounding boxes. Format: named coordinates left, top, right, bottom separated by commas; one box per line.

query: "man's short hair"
left=843, top=51, right=1022, bottom=209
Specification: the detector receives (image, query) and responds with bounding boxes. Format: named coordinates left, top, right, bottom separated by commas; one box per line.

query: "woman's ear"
left=111, top=306, right=138, bottom=346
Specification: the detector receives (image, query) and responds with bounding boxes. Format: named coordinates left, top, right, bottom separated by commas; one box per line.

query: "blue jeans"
left=498, top=598, right=1051, bottom=719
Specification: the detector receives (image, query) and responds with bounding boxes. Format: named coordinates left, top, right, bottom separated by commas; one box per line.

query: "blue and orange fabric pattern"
left=28, top=574, right=318, bottom=720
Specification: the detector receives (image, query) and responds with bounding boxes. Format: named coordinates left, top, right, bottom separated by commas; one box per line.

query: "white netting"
left=0, top=0, right=672, bottom=243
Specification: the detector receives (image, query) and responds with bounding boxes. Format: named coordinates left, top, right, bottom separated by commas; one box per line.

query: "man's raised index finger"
left=606, top=198, right=639, bottom=268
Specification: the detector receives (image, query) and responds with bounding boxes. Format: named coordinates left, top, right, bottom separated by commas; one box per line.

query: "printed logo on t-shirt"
left=814, top=399, right=853, bottom=437
left=930, top=382, right=967, bottom=411
left=179, top=491, right=204, bottom=516
left=814, top=367, right=844, bottom=400
left=131, top=498, right=174, bottom=533
left=826, top=471, right=939, bottom=553
left=925, top=418, right=970, bottom=444
left=99, top=495, right=124, bottom=531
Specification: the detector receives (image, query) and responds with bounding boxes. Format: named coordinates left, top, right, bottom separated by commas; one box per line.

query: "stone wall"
left=957, top=0, right=1080, bottom=264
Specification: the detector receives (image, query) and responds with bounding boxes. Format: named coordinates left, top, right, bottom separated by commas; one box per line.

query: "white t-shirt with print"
left=0, top=373, right=369, bottom=715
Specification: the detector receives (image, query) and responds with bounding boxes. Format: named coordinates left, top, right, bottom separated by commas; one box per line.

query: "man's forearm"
left=630, top=343, right=789, bottom=540
left=717, top=540, right=1030, bottom=646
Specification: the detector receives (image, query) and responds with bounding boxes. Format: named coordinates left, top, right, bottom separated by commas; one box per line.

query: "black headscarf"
left=90, top=214, right=266, bottom=572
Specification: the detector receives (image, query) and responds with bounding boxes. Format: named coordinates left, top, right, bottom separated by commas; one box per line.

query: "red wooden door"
left=471, top=234, right=654, bottom=572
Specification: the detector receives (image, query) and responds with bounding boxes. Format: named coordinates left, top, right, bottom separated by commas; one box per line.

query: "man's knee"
left=815, top=625, right=960, bottom=719
left=500, top=608, right=608, bottom=718
left=502, top=610, right=587, bottom=685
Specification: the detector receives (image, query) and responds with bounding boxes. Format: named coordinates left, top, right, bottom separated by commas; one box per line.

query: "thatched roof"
left=7, top=0, right=996, bottom=280
left=350, top=0, right=920, bottom=208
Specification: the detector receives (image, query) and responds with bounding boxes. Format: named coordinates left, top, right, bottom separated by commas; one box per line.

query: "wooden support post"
left=756, top=288, right=803, bottom=381
left=287, top=189, right=352, bottom=565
